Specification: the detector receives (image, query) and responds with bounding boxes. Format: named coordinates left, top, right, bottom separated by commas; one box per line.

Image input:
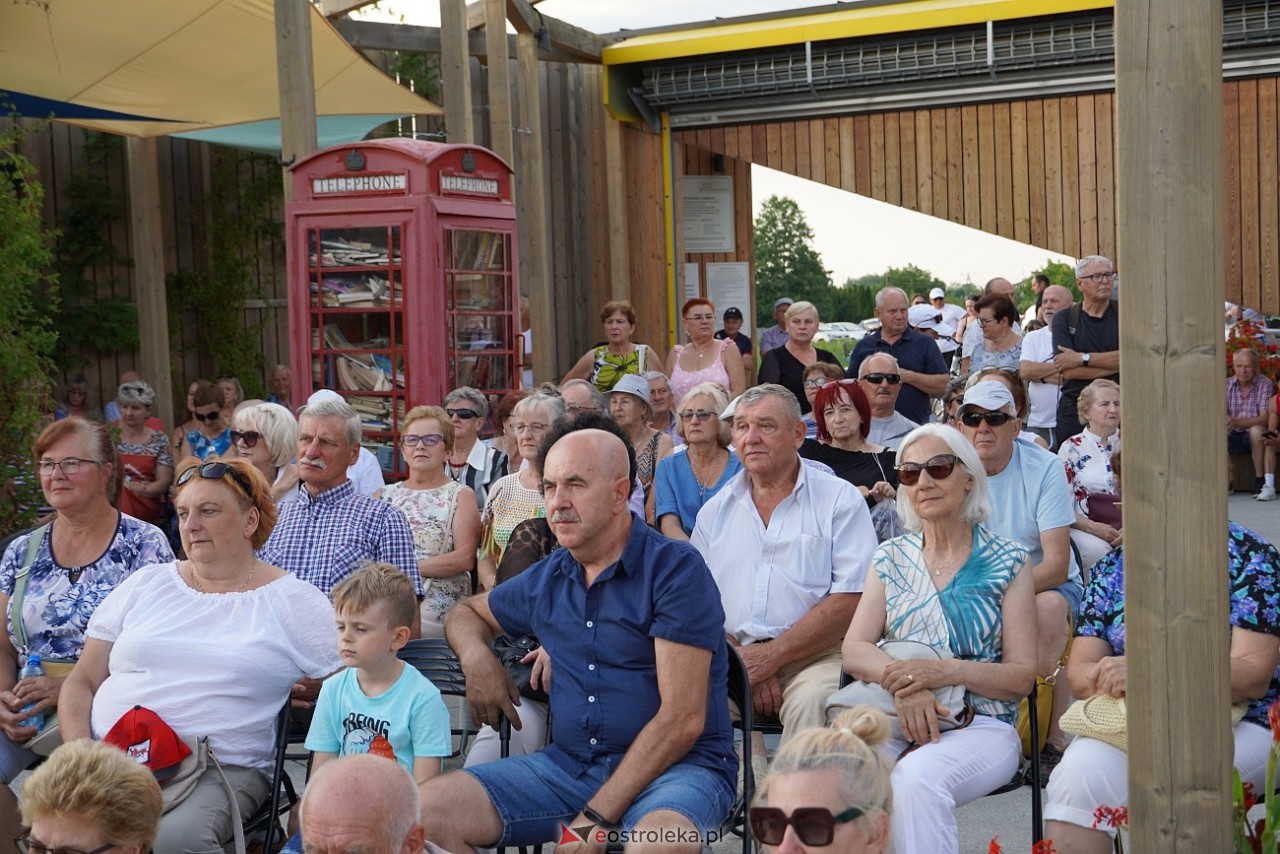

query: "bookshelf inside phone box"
left=286, top=140, right=520, bottom=481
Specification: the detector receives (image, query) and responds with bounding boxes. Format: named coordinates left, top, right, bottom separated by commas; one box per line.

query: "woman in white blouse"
left=60, top=457, right=341, bottom=854
left=1057, top=379, right=1122, bottom=573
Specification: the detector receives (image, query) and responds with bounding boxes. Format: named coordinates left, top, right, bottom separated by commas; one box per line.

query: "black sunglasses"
left=960, top=410, right=1013, bottom=428
left=861, top=373, right=901, bottom=385
left=444, top=408, right=481, bottom=420
left=748, top=805, right=865, bottom=846
left=193, top=410, right=222, bottom=422
left=175, top=461, right=253, bottom=496
left=230, top=430, right=262, bottom=448
left=896, top=454, right=963, bottom=486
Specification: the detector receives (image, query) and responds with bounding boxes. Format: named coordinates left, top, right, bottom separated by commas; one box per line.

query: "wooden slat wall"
left=672, top=82, right=1280, bottom=315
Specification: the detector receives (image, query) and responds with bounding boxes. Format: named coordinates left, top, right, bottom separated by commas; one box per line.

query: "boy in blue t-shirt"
left=306, top=563, right=451, bottom=791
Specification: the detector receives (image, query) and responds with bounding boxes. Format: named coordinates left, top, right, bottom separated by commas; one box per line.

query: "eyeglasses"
left=861, top=373, right=901, bottom=385
left=230, top=430, right=262, bottom=448
left=37, top=458, right=100, bottom=477
left=565, top=403, right=600, bottom=414
left=1082, top=271, right=1118, bottom=283
left=748, top=806, right=865, bottom=846
left=513, top=422, right=549, bottom=434
left=976, top=316, right=998, bottom=327
left=678, top=409, right=715, bottom=422
left=175, top=461, right=253, bottom=497
left=444, top=408, right=481, bottom=420
left=803, top=378, right=829, bottom=389
left=960, top=410, right=1014, bottom=428
left=401, top=433, right=445, bottom=447
left=896, top=454, right=964, bottom=486
left=685, top=313, right=715, bottom=322
left=193, top=410, right=222, bottom=423
left=15, top=832, right=117, bottom=854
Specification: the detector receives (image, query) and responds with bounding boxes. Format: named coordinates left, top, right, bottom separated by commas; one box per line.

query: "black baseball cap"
left=724, top=307, right=743, bottom=320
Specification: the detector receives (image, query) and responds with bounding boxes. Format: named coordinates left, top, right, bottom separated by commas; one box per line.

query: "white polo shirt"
left=691, top=461, right=875, bottom=645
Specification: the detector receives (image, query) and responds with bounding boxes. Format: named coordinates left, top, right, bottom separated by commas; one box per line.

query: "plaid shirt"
left=760, top=325, right=789, bottom=354
left=1227, top=375, right=1275, bottom=429
left=259, top=480, right=422, bottom=595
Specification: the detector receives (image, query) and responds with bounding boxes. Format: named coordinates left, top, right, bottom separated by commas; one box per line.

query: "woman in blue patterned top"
left=1044, top=522, right=1280, bottom=852
left=182, top=380, right=231, bottom=461
left=0, top=418, right=173, bottom=843
left=843, top=424, right=1037, bottom=853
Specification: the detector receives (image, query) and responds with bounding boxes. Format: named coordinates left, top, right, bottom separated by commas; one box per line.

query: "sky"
left=363, top=0, right=1072, bottom=286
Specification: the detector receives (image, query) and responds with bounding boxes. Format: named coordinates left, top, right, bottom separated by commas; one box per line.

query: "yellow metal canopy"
left=1, top=0, right=440, bottom=138
left=602, top=0, right=1115, bottom=65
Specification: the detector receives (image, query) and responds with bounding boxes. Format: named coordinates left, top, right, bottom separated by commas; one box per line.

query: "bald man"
left=300, top=754, right=439, bottom=853
left=423, top=425, right=736, bottom=853
left=1020, top=284, right=1075, bottom=448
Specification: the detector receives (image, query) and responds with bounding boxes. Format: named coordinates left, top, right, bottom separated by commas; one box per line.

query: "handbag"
left=1085, top=492, right=1123, bottom=529
left=105, top=706, right=245, bottom=854
left=1061, top=694, right=1248, bottom=753
left=824, top=638, right=973, bottom=747
left=1016, top=615, right=1073, bottom=756
left=492, top=635, right=548, bottom=703
left=10, top=525, right=76, bottom=757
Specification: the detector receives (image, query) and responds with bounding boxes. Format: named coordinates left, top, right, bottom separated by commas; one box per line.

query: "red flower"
left=1031, top=841, right=1059, bottom=854
left=1269, top=699, right=1280, bottom=742
left=1091, top=804, right=1129, bottom=830
left=988, top=838, right=1003, bottom=854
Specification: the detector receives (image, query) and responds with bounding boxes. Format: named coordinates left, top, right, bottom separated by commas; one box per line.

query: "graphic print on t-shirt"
left=341, top=711, right=397, bottom=762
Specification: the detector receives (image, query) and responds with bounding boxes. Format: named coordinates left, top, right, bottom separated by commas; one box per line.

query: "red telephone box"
left=286, top=139, right=519, bottom=479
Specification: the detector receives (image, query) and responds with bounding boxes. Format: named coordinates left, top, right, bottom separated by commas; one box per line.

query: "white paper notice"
left=681, top=176, right=735, bottom=253
left=683, top=263, right=700, bottom=300
left=705, top=262, right=752, bottom=338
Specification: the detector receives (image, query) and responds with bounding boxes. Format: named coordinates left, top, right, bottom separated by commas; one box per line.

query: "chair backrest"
left=242, top=702, right=295, bottom=849
left=398, top=638, right=474, bottom=757
left=725, top=646, right=754, bottom=854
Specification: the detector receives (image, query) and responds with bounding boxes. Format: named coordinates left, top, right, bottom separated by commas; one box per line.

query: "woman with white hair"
left=654, top=382, right=740, bottom=541
left=758, top=300, right=841, bottom=415
left=842, top=424, right=1037, bottom=853
left=443, top=386, right=508, bottom=513
left=113, top=380, right=174, bottom=528
left=232, top=401, right=301, bottom=506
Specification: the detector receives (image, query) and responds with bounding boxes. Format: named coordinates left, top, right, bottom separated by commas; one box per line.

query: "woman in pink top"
left=666, top=298, right=746, bottom=404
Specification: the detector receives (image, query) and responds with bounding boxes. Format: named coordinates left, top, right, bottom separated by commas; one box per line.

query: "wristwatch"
left=1081, top=352, right=1091, bottom=366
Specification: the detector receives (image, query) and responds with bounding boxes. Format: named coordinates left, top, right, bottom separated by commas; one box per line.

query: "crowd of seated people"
left=6, top=271, right=1275, bottom=854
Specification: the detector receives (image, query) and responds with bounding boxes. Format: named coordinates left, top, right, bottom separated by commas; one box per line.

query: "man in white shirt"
left=692, top=385, right=876, bottom=739
left=1019, top=285, right=1074, bottom=450
left=929, top=287, right=966, bottom=368
left=858, top=353, right=920, bottom=448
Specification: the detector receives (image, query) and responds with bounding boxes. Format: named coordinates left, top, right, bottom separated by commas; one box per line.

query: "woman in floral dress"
left=0, top=418, right=172, bottom=842
left=1045, top=521, right=1280, bottom=852
left=378, top=406, right=480, bottom=638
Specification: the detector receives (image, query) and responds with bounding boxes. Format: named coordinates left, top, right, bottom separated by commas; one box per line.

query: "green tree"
left=1016, top=259, right=1081, bottom=312
left=0, top=124, right=60, bottom=530
left=884, top=264, right=946, bottom=300
left=752, top=195, right=831, bottom=328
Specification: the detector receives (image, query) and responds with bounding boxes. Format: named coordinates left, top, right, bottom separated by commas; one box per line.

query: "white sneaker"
left=1256, top=486, right=1276, bottom=501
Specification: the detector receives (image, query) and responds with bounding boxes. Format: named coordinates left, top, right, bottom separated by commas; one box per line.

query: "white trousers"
left=463, top=698, right=550, bottom=768
left=884, top=714, right=1022, bottom=854
left=1044, top=720, right=1270, bottom=836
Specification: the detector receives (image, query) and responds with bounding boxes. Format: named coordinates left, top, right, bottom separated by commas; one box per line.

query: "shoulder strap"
left=206, top=743, right=246, bottom=854
left=1066, top=302, right=1083, bottom=336
left=11, top=523, right=51, bottom=655
left=637, top=344, right=648, bottom=371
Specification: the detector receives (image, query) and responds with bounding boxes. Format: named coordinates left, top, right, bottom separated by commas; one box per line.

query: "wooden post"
left=125, top=138, right=174, bottom=429
left=275, top=0, right=317, bottom=192
left=440, top=0, right=474, bottom=143
left=604, top=117, right=630, bottom=302
left=515, top=32, right=553, bottom=386
left=1117, top=2, right=1231, bottom=850
left=483, top=0, right=513, bottom=166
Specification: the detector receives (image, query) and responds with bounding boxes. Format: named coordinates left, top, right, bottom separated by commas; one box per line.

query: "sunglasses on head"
left=175, top=461, right=253, bottom=496
left=401, top=433, right=444, bottom=447
left=230, top=430, right=261, bottom=448
left=861, top=373, right=901, bottom=385
left=960, top=410, right=1013, bottom=428
left=444, top=407, right=481, bottom=420
left=748, top=805, right=866, bottom=846
left=193, top=410, right=222, bottom=422
left=896, top=454, right=963, bottom=486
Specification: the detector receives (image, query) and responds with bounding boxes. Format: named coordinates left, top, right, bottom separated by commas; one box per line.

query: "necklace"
left=688, top=339, right=716, bottom=363
left=188, top=560, right=257, bottom=594
left=688, top=449, right=725, bottom=501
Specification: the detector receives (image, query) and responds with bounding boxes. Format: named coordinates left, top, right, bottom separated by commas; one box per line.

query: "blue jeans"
left=464, top=750, right=736, bottom=848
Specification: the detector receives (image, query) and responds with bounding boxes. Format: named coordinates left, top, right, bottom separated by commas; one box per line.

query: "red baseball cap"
left=103, top=705, right=193, bottom=780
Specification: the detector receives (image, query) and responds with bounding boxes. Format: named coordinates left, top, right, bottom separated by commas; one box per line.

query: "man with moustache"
left=846, top=287, right=949, bottom=424
left=857, top=353, right=919, bottom=449
left=1020, top=285, right=1075, bottom=449
left=422, top=423, right=736, bottom=853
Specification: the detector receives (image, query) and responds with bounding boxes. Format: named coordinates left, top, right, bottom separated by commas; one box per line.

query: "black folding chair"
left=398, top=638, right=477, bottom=758
left=725, top=645, right=755, bottom=854
left=241, top=702, right=297, bottom=851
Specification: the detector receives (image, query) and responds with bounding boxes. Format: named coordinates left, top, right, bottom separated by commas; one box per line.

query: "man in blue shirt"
left=423, top=426, right=736, bottom=852
left=846, top=286, right=949, bottom=424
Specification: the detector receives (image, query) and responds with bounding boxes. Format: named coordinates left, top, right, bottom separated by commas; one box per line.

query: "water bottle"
left=17, top=655, right=45, bottom=731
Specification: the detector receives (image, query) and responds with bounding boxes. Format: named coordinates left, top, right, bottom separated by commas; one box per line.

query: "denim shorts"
left=1055, top=576, right=1084, bottom=617
left=464, top=750, right=736, bottom=848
